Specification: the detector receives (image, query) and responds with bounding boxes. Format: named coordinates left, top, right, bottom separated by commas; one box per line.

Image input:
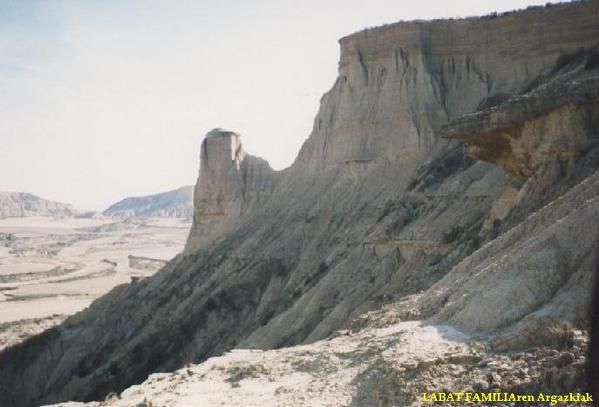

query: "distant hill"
left=4, top=3, right=599, bottom=406
left=0, top=192, right=76, bottom=219
left=103, top=186, right=193, bottom=219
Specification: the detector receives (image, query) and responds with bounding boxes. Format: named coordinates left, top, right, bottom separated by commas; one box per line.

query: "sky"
left=0, top=0, right=562, bottom=210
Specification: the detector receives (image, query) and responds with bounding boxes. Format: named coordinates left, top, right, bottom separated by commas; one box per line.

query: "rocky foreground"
left=2, top=2, right=599, bottom=406
left=49, top=315, right=588, bottom=407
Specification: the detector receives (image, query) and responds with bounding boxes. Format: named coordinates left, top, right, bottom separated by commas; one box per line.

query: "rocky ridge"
left=185, top=128, right=275, bottom=250
left=2, top=2, right=599, bottom=406
left=103, top=186, right=193, bottom=220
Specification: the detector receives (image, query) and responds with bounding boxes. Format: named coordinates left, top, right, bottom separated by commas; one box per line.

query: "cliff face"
left=442, top=49, right=599, bottom=179
left=185, top=129, right=275, bottom=251
left=294, top=0, right=599, bottom=175
left=103, top=186, right=193, bottom=219
left=2, top=3, right=599, bottom=406
left=405, top=47, right=599, bottom=350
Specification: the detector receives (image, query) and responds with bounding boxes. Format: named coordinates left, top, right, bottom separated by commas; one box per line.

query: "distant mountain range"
left=0, top=192, right=76, bottom=219
left=102, top=186, right=193, bottom=219
left=0, top=187, right=194, bottom=220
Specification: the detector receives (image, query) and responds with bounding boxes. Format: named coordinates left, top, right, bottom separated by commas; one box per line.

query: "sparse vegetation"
left=442, top=226, right=464, bottom=244
left=585, top=50, right=599, bottom=69
left=225, top=363, right=269, bottom=386
left=553, top=47, right=585, bottom=72
left=416, top=146, right=474, bottom=191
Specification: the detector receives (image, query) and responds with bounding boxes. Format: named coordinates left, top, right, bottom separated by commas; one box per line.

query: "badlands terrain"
left=0, top=215, right=190, bottom=351
left=0, top=192, right=76, bottom=219
left=2, top=1, right=599, bottom=406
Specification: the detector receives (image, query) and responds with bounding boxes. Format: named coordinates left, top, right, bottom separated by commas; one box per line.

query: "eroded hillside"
left=2, top=2, right=599, bottom=406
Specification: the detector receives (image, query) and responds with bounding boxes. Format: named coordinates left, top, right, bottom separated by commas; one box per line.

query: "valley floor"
left=0, top=216, right=190, bottom=350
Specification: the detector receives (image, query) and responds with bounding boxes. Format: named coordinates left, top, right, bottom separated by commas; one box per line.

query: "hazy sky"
left=0, top=0, right=557, bottom=210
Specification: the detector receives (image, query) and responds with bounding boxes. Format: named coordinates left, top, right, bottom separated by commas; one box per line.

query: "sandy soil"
left=0, top=216, right=189, bottom=347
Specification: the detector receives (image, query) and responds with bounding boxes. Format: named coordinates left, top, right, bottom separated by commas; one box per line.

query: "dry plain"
left=0, top=216, right=190, bottom=350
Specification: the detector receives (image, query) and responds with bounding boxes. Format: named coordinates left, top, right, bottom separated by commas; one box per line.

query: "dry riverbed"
left=0, top=216, right=190, bottom=350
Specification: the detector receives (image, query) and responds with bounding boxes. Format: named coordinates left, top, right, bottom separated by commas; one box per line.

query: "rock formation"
left=1, top=2, right=599, bottom=406
left=103, top=186, right=193, bottom=219
left=295, top=0, right=599, bottom=175
left=442, top=49, right=599, bottom=180
left=0, top=192, right=76, bottom=218
left=185, top=128, right=275, bottom=250
left=406, top=46, right=599, bottom=350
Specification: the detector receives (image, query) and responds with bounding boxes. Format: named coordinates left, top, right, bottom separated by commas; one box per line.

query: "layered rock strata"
left=2, top=2, right=599, bottom=406
left=442, top=49, right=599, bottom=179
left=295, top=0, right=599, bottom=174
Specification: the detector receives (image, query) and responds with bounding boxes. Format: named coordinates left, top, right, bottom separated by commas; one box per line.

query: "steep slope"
left=404, top=48, right=599, bottom=350
left=1, top=2, right=599, bottom=406
left=68, top=46, right=599, bottom=406
left=412, top=169, right=599, bottom=345
left=0, top=192, right=76, bottom=218
left=103, top=186, right=193, bottom=219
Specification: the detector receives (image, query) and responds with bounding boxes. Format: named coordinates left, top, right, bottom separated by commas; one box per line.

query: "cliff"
left=2, top=2, right=599, bottom=406
left=0, top=192, right=76, bottom=218
left=403, top=46, right=599, bottom=350
left=294, top=0, right=599, bottom=174
left=185, top=129, right=275, bottom=250
left=442, top=48, right=599, bottom=179
left=103, top=186, right=193, bottom=219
